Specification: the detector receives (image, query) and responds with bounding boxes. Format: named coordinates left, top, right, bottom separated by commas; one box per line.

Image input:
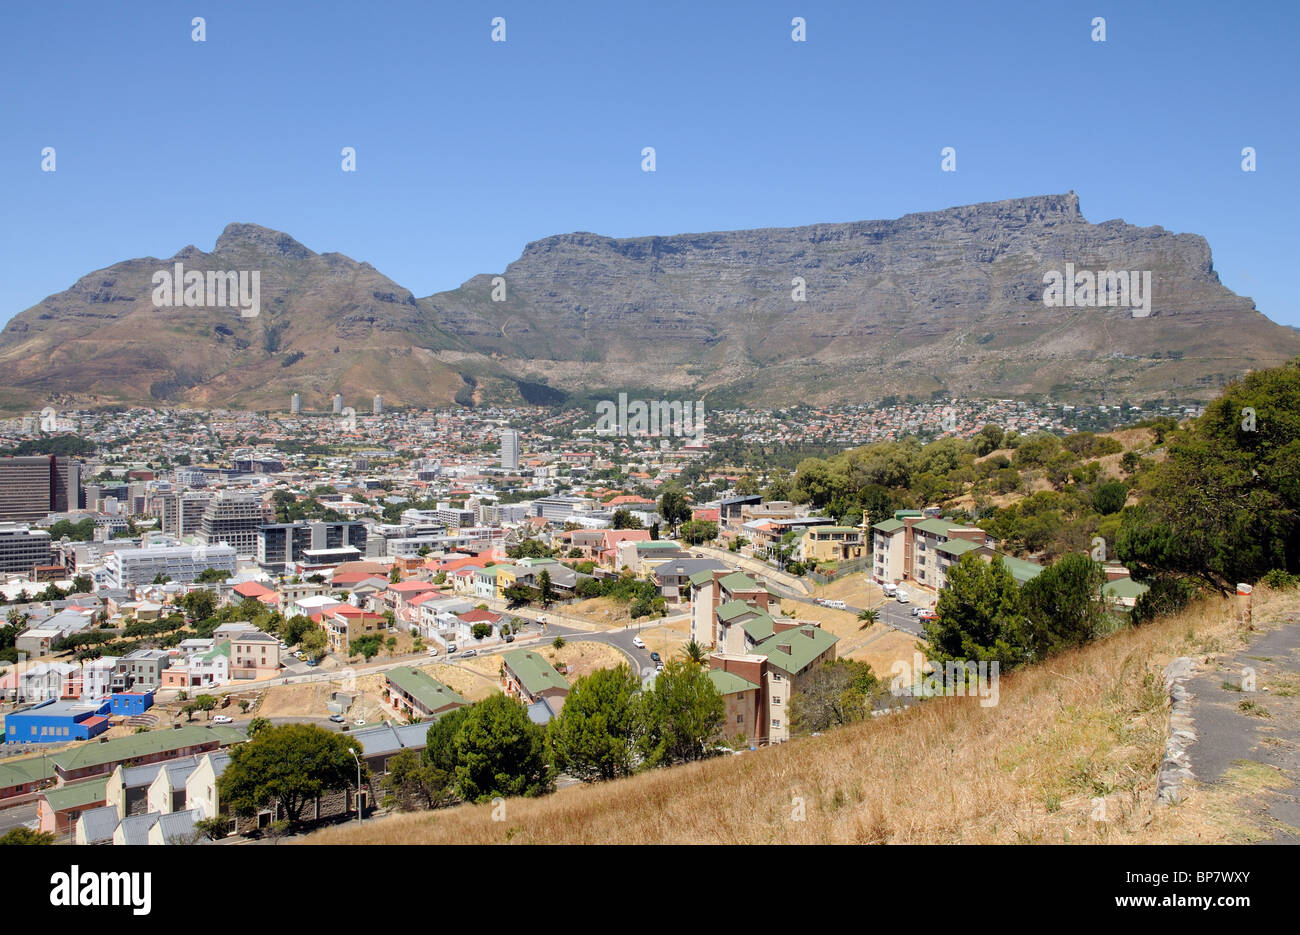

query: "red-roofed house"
left=598, top=530, right=651, bottom=568
left=321, top=606, right=386, bottom=654
left=384, top=580, right=438, bottom=621
left=231, top=580, right=278, bottom=608
left=452, top=608, right=506, bottom=643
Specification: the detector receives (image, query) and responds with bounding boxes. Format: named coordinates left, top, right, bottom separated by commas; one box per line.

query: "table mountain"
left=2, top=193, right=1294, bottom=412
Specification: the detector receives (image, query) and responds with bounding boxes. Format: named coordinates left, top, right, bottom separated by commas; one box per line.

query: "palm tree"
left=856, top=608, right=880, bottom=630
left=682, top=640, right=707, bottom=666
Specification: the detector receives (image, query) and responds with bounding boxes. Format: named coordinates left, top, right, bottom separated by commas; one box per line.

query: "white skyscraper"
left=500, top=429, right=519, bottom=470
left=373, top=395, right=384, bottom=415
left=290, top=393, right=302, bottom=414
left=332, top=394, right=343, bottom=415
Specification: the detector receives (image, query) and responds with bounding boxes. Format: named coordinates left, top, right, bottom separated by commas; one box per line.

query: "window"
left=772, top=719, right=781, bottom=728
left=736, top=715, right=743, bottom=724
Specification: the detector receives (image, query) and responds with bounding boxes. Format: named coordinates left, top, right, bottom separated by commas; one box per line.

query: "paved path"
left=1185, top=609, right=1300, bottom=843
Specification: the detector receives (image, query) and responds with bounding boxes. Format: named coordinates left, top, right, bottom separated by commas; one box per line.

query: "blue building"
left=109, top=691, right=154, bottom=717
left=4, top=698, right=111, bottom=744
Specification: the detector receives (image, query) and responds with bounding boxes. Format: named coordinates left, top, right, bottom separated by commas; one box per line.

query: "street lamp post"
left=349, top=748, right=363, bottom=823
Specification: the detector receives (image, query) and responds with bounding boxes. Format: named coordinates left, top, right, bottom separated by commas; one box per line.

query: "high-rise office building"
left=500, top=429, right=520, bottom=470
left=0, top=456, right=82, bottom=522
left=104, top=543, right=238, bottom=589
left=373, top=395, right=383, bottom=415
left=332, top=394, right=344, bottom=415
left=0, top=523, right=55, bottom=574
left=291, top=393, right=302, bottom=414
left=257, top=520, right=368, bottom=570
left=161, top=491, right=213, bottom=537
left=198, top=491, right=272, bottom=558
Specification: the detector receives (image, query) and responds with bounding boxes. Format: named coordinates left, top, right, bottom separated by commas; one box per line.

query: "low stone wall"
left=1156, top=656, right=1197, bottom=805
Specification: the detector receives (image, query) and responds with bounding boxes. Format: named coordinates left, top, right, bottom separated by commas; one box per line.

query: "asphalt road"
left=0, top=803, right=37, bottom=835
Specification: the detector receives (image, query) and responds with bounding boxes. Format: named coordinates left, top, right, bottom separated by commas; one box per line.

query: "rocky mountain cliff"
left=2, top=193, right=1294, bottom=412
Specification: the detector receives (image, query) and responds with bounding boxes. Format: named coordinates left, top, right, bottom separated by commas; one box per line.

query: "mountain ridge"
left=3, top=193, right=1294, bottom=413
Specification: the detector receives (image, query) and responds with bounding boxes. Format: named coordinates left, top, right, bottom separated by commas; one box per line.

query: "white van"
left=825, top=600, right=847, bottom=610
left=896, top=588, right=910, bottom=604
left=882, top=583, right=897, bottom=598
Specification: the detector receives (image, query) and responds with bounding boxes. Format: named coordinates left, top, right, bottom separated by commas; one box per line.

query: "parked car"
left=825, top=599, right=847, bottom=610
left=447, top=644, right=457, bottom=654
left=632, top=636, right=645, bottom=648
left=329, top=714, right=345, bottom=723
left=462, top=649, right=478, bottom=658
left=292, top=650, right=303, bottom=658
left=305, top=659, right=318, bottom=667
left=650, top=651, right=661, bottom=663
left=919, top=610, right=938, bottom=622
left=353, top=719, right=366, bottom=726
left=427, top=647, right=439, bottom=657
left=212, top=715, right=233, bottom=724
left=911, top=605, right=925, bottom=617
left=504, top=634, right=514, bottom=643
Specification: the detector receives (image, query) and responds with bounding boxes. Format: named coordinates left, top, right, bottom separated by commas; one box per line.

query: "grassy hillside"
left=307, top=587, right=1299, bottom=845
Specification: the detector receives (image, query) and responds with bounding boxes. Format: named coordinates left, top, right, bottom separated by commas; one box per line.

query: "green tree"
left=856, top=607, right=880, bottom=630
left=194, top=816, right=229, bottom=841
left=1091, top=481, right=1128, bottom=515
left=637, top=660, right=725, bottom=766
left=925, top=554, right=1027, bottom=669
left=423, top=705, right=471, bottom=775
left=789, top=659, right=880, bottom=733
left=679, top=520, right=718, bottom=545
left=537, top=569, right=556, bottom=607
left=180, top=589, right=217, bottom=621
left=300, top=627, right=327, bottom=660
left=217, top=723, right=366, bottom=826
left=658, top=486, right=691, bottom=535
left=0, top=827, right=56, bottom=845
left=453, top=694, right=552, bottom=801
left=1117, top=362, right=1300, bottom=591
left=381, top=748, right=451, bottom=810
left=194, top=694, right=219, bottom=719
left=612, top=509, right=643, bottom=530
left=247, top=716, right=272, bottom=737
left=195, top=567, right=230, bottom=583
left=681, top=640, right=707, bottom=666
left=1019, top=553, right=1108, bottom=661
left=548, top=665, right=641, bottom=782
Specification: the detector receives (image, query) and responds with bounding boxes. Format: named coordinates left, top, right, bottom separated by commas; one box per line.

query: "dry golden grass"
left=308, top=589, right=1295, bottom=845
left=812, top=573, right=883, bottom=608
left=842, top=627, right=928, bottom=678
left=424, top=663, right=499, bottom=702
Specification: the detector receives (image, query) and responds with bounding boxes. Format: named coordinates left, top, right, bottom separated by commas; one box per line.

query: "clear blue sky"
left=2, top=1, right=1297, bottom=326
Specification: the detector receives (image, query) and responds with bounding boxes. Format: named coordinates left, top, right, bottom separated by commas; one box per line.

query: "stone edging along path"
left=1157, top=656, right=1198, bottom=806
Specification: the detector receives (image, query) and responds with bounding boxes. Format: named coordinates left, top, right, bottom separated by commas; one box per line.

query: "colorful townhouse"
left=381, top=667, right=468, bottom=719
left=501, top=649, right=570, bottom=721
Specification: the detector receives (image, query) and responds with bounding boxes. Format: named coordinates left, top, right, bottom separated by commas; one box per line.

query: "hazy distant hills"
left=3, top=193, right=1295, bottom=413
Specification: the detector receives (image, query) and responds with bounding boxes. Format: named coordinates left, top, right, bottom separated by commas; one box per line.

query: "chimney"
left=802, top=626, right=816, bottom=638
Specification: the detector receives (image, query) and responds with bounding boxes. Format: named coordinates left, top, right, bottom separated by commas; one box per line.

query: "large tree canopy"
left=1118, top=361, right=1300, bottom=591
left=217, top=723, right=366, bottom=825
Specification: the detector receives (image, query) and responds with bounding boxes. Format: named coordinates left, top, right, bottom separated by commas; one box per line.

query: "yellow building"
left=799, top=526, right=866, bottom=564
